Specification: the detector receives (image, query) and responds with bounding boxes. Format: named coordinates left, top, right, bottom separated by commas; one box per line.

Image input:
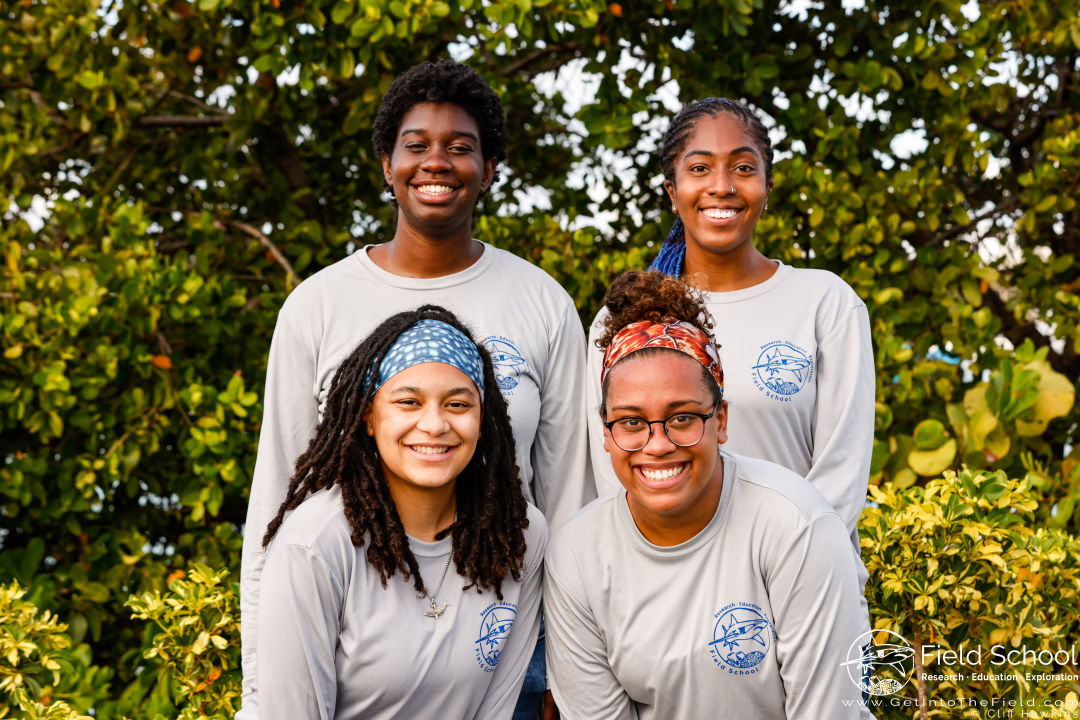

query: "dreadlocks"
left=651, top=98, right=775, bottom=277
left=262, top=305, right=528, bottom=600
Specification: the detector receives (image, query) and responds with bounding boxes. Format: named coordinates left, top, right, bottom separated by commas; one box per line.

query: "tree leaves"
left=1, top=0, right=1078, bottom=715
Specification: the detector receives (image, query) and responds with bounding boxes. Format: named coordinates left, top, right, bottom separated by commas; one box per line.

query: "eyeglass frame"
left=601, top=403, right=722, bottom=452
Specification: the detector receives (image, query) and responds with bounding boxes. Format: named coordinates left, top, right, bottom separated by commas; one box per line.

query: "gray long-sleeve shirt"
left=587, top=262, right=875, bottom=541
left=257, top=486, right=547, bottom=720
left=240, top=243, right=593, bottom=716
left=545, top=451, right=873, bottom=720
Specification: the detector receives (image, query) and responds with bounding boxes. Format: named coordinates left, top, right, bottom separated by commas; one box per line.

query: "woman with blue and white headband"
left=256, top=305, right=545, bottom=720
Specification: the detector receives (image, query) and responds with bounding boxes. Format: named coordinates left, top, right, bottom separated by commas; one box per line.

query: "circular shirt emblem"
left=842, top=629, right=915, bottom=696
left=474, top=602, right=516, bottom=672
left=752, top=341, right=813, bottom=398
left=481, top=336, right=529, bottom=394
left=709, top=604, right=773, bottom=673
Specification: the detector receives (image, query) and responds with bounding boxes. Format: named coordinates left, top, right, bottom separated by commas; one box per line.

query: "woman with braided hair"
left=238, top=60, right=591, bottom=720
left=256, top=305, right=545, bottom=720
left=585, top=96, right=874, bottom=599
left=547, top=271, right=870, bottom=719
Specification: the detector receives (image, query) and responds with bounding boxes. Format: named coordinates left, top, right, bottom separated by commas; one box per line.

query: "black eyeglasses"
left=602, top=405, right=719, bottom=452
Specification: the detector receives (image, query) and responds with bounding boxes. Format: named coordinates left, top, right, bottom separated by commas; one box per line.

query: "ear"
left=480, top=157, right=498, bottom=193
left=664, top=179, right=677, bottom=210
left=600, top=410, right=613, bottom=454
left=381, top=153, right=393, bottom=187
left=715, top=400, right=728, bottom=446
left=363, top=407, right=374, bottom=436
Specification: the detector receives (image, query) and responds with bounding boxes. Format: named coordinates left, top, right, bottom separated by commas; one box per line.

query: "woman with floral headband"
left=256, top=305, right=545, bottom=720
left=546, top=271, right=870, bottom=719
left=585, top=98, right=874, bottom=564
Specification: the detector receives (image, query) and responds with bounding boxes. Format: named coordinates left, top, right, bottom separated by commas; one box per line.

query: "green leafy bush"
left=862, top=468, right=1080, bottom=718
left=0, top=583, right=99, bottom=720
left=126, top=565, right=240, bottom=720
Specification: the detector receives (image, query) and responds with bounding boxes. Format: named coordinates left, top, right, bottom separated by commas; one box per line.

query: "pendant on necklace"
left=425, top=600, right=448, bottom=618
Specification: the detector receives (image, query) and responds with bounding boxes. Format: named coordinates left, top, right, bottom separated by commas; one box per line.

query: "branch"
left=145, top=206, right=300, bottom=287
left=265, top=124, right=323, bottom=223
left=984, top=285, right=1079, bottom=378
left=170, top=90, right=216, bottom=114
left=214, top=218, right=299, bottom=287
left=497, top=43, right=586, bottom=78
left=918, top=196, right=1021, bottom=249
left=135, top=114, right=230, bottom=128
left=100, top=146, right=139, bottom=195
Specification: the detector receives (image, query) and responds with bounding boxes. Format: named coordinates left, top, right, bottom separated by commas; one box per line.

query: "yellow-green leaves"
left=0, top=582, right=84, bottom=718
left=126, top=564, right=241, bottom=720
left=862, top=468, right=1080, bottom=709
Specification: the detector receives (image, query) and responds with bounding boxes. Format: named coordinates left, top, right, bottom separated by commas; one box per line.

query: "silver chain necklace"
left=422, top=552, right=453, bottom=618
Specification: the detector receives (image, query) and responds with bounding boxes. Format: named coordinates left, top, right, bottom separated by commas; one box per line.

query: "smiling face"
left=664, top=112, right=772, bottom=263
left=602, top=351, right=728, bottom=545
left=381, top=102, right=497, bottom=240
left=366, top=361, right=482, bottom=497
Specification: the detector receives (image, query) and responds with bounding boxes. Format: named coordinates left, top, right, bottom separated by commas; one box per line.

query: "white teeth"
left=702, top=208, right=737, bottom=219
left=416, top=184, right=454, bottom=195
left=640, top=465, right=684, bottom=481
left=411, top=445, right=451, bottom=455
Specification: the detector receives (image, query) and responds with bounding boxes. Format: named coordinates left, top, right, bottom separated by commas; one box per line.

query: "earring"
left=672, top=204, right=678, bottom=213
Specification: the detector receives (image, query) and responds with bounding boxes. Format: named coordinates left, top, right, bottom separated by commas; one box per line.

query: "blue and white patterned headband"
left=372, top=319, right=485, bottom=396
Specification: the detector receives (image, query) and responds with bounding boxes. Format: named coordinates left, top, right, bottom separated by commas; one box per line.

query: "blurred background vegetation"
left=1, top=0, right=1078, bottom=717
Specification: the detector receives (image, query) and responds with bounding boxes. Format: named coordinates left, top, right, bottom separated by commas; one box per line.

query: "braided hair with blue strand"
left=650, top=98, right=775, bottom=277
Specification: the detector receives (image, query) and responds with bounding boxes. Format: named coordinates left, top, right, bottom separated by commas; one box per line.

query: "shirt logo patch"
left=475, top=602, right=516, bottom=672
left=481, top=335, right=529, bottom=397
left=751, top=340, right=813, bottom=401
left=708, top=603, right=774, bottom=674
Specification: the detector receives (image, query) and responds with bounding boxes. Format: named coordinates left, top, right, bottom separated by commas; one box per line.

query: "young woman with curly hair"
left=547, top=271, right=870, bottom=719
left=239, top=61, right=592, bottom=719
left=256, top=305, right=545, bottom=719
left=586, top=97, right=874, bottom=584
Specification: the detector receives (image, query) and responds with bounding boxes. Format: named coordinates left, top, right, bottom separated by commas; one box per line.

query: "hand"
left=542, top=690, right=560, bottom=720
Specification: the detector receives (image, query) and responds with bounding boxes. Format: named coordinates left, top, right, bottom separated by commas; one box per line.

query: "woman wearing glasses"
left=545, top=271, right=870, bottom=719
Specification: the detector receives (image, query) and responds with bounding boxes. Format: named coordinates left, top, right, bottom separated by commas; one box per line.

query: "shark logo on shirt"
left=475, top=602, right=517, bottom=672
left=481, top=336, right=530, bottom=396
left=709, top=604, right=774, bottom=673
left=751, top=340, right=813, bottom=400
left=710, top=614, right=771, bottom=652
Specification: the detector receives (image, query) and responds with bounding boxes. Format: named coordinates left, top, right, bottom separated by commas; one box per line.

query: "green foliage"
left=125, top=565, right=240, bottom=720
left=862, top=468, right=1080, bottom=717
left=8, top=690, right=90, bottom=720
left=0, top=583, right=102, bottom=720
left=1, top=0, right=1077, bottom=716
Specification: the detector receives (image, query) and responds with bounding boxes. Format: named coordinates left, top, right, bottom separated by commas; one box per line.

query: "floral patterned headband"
left=601, top=320, right=724, bottom=390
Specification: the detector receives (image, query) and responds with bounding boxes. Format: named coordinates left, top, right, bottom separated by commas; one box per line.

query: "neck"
left=682, top=242, right=777, bottom=292
left=387, top=481, right=457, bottom=542
left=370, top=222, right=482, bottom=278
left=628, top=457, right=724, bottom=547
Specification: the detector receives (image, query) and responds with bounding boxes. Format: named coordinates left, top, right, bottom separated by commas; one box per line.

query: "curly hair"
left=651, top=98, right=775, bottom=277
left=262, top=305, right=528, bottom=600
left=596, top=271, right=722, bottom=411
left=372, top=60, right=507, bottom=202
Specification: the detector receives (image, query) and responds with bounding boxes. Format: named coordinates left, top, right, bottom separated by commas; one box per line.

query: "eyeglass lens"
left=610, top=414, right=706, bottom=452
